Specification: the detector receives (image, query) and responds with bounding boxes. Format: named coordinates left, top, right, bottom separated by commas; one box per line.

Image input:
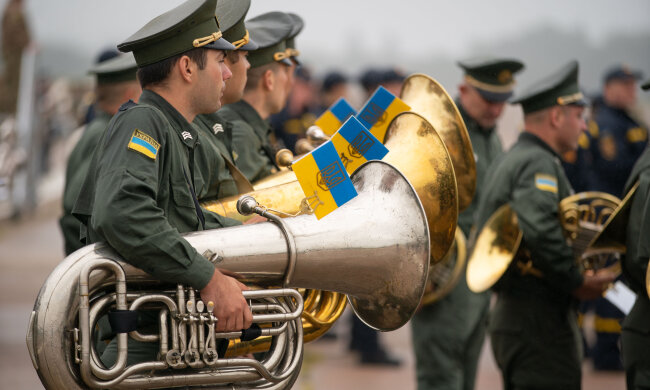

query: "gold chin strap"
left=231, top=30, right=250, bottom=50
left=273, top=51, right=290, bottom=62
left=193, top=31, right=223, bottom=48
left=557, top=92, right=584, bottom=105
left=286, top=48, right=300, bottom=57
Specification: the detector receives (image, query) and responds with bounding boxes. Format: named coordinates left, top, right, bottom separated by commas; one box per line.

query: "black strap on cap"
left=108, top=310, right=139, bottom=333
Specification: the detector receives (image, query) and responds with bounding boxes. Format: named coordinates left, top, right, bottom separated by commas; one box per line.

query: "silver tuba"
left=26, top=160, right=430, bottom=389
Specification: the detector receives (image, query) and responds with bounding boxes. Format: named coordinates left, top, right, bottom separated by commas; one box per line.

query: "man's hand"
left=200, top=268, right=252, bottom=332
left=572, top=269, right=617, bottom=300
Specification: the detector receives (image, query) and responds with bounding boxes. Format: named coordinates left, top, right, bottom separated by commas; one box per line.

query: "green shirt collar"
left=139, top=89, right=199, bottom=148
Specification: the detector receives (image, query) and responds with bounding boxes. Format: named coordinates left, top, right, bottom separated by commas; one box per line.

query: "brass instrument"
left=400, top=73, right=476, bottom=211
left=27, top=161, right=430, bottom=389
left=420, top=227, right=467, bottom=305
left=206, top=75, right=466, bottom=348
left=467, top=192, right=621, bottom=293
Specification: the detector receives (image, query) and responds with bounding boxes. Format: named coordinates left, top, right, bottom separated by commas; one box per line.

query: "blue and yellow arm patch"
left=535, top=173, right=558, bottom=194
left=127, top=129, right=160, bottom=160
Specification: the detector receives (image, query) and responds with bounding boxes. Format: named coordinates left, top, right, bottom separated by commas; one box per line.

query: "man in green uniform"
left=219, top=11, right=294, bottom=183
left=59, top=54, right=141, bottom=255
left=475, top=61, right=615, bottom=390
left=410, top=58, right=524, bottom=390
left=193, top=0, right=258, bottom=200
left=621, top=79, right=650, bottom=390
left=72, top=0, right=251, bottom=366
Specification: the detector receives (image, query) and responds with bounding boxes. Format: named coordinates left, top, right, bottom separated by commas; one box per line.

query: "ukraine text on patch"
left=535, top=173, right=557, bottom=193
left=128, top=129, right=160, bottom=160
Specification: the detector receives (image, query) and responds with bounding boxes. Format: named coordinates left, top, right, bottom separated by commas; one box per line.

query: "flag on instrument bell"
left=314, top=98, right=357, bottom=136
left=292, top=141, right=357, bottom=220
left=330, top=116, right=388, bottom=174
left=357, top=86, right=410, bottom=142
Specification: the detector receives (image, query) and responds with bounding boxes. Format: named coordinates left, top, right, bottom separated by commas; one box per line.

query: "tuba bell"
left=400, top=73, right=476, bottom=212
left=27, top=160, right=430, bottom=390
left=467, top=192, right=621, bottom=293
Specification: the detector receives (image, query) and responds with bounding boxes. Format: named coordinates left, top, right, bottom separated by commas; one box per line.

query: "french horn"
left=466, top=192, right=621, bottom=293
left=27, top=161, right=430, bottom=389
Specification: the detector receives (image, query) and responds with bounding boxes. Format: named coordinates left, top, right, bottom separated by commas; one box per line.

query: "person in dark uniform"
left=192, top=0, right=258, bottom=201
left=588, top=65, right=647, bottom=198
left=219, top=11, right=294, bottom=183
left=410, top=58, right=524, bottom=390
left=621, top=79, right=650, bottom=390
left=475, top=61, right=616, bottom=390
left=59, top=53, right=141, bottom=255
left=72, top=0, right=251, bottom=366
left=566, top=65, right=646, bottom=371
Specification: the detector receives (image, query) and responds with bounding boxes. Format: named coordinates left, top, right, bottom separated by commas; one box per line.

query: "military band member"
left=72, top=0, right=252, bottom=365
left=193, top=0, right=258, bottom=201
left=269, top=12, right=306, bottom=152
left=565, top=65, right=647, bottom=371
left=588, top=65, right=647, bottom=198
left=411, top=58, right=524, bottom=390
left=476, top=61, right=615, bottom=390
left=621, top=79, right=650, bottom=390
left=60, top=54, right=140, bottom=255
left=219, top=11, right=294, bottom=182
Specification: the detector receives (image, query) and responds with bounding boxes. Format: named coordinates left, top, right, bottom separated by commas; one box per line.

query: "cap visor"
left=476, top=88, right=512, bottom=103
left=279, top=58, right=293, bottom=67
left=291, top=56, right=302, bottom=66
left=239, top=38, right=259, bottom=51
left=204, top=37, right=236, bottom=51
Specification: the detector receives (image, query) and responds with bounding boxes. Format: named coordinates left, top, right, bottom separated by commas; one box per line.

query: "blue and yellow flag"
left=292, top=141, right=358, bottom=220
left=357, top=86, right=410, bottom=142
left=330, top=116, right=389, bottom=174
left=128, top=129, right=160, bottom=160
left=314, top=98, right=357, bottom=136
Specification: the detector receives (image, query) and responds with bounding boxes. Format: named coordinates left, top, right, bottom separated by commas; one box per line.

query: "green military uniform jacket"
left=477, top=132, right=585, bottom=389
left=193, top=112, right=239, bottom=200
left=219, top=100, right=278, bottom=183
left=410, top=102, right=504, bottom=390
left=456, top=100, right=504, bottom=237
left=73, top=90, right=239, bottom=291
left=621, top=147, right=650, bottom=388
left=60, top=109, right=112, bottom=255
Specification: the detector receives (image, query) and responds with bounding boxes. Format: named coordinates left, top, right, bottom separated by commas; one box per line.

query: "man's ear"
left=177, top=55, right=194, bottom=83
left=549, top=106, right=564, bottom=128
left=263, top=68, right=275, bottom=91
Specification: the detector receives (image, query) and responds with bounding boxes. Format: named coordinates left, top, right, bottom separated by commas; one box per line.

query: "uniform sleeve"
left=91, top=109, right=215, bottom=290
left=511, top=155, right=584, bottom=294
left=627, top=175, right=650, bottom=291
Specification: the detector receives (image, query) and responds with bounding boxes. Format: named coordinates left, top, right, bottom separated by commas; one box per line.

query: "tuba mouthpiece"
left=236, top=195, right=259, bottom=216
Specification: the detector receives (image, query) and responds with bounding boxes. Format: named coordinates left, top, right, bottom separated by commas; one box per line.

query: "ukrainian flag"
left=314, top=98, right=357, bottom=136
left=330, top=116, right=388, bottom=174
left=292, top=141, right=358, bottom=220
left=357, top=86, right=410, bottom=142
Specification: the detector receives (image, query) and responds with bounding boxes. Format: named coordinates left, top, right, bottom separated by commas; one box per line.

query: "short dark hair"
left=137, top=48, right=208, bottom=89
left=244, top=63, right=277, bottom=92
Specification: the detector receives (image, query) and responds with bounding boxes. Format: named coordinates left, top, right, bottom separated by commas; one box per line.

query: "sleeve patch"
left=128, top=129, right=160, bottom=160
left=535, top=173, right=558, bottom=193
